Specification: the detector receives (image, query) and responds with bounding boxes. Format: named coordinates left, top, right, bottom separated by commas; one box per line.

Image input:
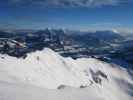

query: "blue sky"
left=0, top=0, right=133, bottom=31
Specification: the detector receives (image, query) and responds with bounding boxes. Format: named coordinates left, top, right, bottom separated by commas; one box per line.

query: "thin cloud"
left=90, top=22, right=122, bottom=27
left=8, top=0, right=130, bottom=8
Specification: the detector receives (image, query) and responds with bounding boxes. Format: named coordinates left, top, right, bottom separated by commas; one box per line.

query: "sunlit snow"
left=0, top=48, right=132, bottom=100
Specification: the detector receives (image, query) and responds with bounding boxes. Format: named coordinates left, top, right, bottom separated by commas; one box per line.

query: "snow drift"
left=0, top=48, right=133, bottom=100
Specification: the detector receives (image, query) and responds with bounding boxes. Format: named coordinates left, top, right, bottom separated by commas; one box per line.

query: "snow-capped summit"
left=112, top=29, right=119, bottom=33
left=0, top=48, right=133, bottom=100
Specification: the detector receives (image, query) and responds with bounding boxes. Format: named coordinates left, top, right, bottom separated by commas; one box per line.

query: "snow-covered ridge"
left=0, top=48, right=133, bottom=100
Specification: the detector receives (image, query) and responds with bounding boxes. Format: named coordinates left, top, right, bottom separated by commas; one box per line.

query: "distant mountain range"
left=0, top=28, right=133, bottom=66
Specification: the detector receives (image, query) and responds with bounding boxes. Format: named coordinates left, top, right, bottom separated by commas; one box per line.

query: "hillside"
left=0, top=48, right=132, bottom=100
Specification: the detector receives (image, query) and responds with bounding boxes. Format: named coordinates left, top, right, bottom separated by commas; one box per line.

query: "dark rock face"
left=96, top=70, right=108, bottom=80
left=90, top=69, right=108, bottom=85
left=57, top=85, right=66, bottom=89
left=80, top=85, right=88, bottom=88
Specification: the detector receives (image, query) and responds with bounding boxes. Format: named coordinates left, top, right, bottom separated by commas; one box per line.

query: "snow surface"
left=0, top=48, right=133, bottom=100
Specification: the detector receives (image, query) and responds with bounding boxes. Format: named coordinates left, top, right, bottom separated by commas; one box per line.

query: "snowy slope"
left=0, top=48, right=133, bottom=100
left=0, top=81, right=106, bottom=100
